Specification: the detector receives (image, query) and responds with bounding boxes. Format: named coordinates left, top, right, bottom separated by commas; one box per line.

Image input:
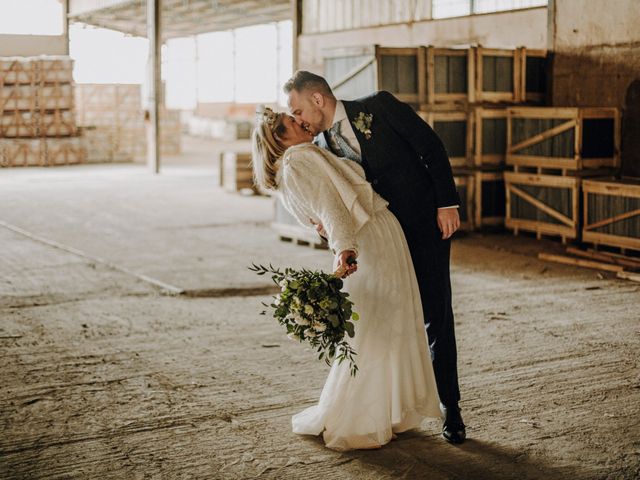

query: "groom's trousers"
left=402, top=220, right=460, bottom=408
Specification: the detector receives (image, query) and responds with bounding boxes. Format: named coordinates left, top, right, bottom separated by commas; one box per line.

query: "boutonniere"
left=352, top=112, right=373, bottom=139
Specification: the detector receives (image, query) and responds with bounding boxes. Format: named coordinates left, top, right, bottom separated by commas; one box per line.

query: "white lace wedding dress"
left=277, top=143, right=441, bottom=451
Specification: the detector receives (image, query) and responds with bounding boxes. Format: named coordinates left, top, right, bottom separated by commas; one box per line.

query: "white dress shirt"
left=329, top=101, right=458, bottom=210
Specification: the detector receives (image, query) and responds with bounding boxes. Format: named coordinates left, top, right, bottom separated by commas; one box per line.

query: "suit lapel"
left=342, top=99, right=372, bottom=171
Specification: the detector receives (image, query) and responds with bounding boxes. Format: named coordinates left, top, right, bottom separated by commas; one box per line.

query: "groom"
left=284, top=71, right=466, bottom=444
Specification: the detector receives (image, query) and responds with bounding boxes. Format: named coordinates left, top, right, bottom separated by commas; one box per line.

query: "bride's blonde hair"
left=252, top=107, right=287, bottom=191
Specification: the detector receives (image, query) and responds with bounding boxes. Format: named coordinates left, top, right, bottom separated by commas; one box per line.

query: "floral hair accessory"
left=256, top=105, right=278, bottom=126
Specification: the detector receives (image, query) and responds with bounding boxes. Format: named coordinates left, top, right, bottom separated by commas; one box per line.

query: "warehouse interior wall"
left=296, top=6, right=548, bottom=72
left=549, top=0, right=640, bottom=176
left=0, top=35, right=69, bottom=57
left=0, top=0, right=69, bottom=56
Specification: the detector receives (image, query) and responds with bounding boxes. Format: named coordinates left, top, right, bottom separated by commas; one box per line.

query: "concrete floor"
left=1, top=137, right=639, bottom=479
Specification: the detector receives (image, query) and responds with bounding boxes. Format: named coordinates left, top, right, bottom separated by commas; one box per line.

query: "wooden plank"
left=566, top=246, right=640, bottom=269
left=584, top=208, right=640, bottom=231
left=508, top=107, right=578, bottom=118
left=506, top=218, right=577, bottom=238
left=538, top=253, right=624, bottom=272
left=508, top=119, right=576, bottom=154
left=583, top=231, right=640, bottom=251
left=583, top=178, right=640, bottom=198
left=617, top=270, right=640, bottom=282
left=509, top=185, right=574, bottom=227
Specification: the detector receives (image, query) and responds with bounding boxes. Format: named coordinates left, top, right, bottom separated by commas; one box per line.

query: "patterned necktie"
left=327, top=122, right=361, bottom=163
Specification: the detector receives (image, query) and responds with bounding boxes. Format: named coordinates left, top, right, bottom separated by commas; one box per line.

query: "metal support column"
left=146, top=0, right=161, bottom=173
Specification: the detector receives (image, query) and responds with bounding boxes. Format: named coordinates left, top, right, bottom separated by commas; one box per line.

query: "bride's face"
left=276, top=114, right=314, bottom=148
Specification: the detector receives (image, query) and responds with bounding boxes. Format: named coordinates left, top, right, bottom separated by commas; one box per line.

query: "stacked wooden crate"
left=321, top=45, right=550, bottom=230
left=74, top=83, right=181, bottom=162
left=504, top=107, right=621, bottom=244
left=0, top=56, right=85, bottom=167
left=581, top=177, right=640, bottom=252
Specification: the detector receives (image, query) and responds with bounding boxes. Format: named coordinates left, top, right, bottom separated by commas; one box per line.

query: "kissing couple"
left=251, top=70, right=466, bottom=451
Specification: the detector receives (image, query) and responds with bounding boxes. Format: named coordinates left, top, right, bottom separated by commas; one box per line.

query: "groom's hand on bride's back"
left=437, top=207, right=460, bottom=240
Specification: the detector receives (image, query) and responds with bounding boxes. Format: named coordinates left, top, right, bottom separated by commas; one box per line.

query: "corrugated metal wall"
left=302, top=0, right=432, bottom=34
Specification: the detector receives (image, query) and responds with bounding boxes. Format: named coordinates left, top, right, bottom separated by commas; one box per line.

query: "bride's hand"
left=337, top=250, right=358, bottom=278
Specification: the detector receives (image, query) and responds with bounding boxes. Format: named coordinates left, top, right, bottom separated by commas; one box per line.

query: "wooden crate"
left=507, top=107, right=621, bottom=174
left=0, top=111, right=39, bottom=137
left=472, top=106, right=509, bottom=168
left=219, top=152, right=255, bottom=193
left=0, top=58, right=38, bottom=85
left=454, top=174, right=475, bottom=231
left=505, top=171, right=580, bottom=241
left=419, top=109, right=472, bottom=169
left=472, top=170, right=505, bottom=228
left=79, top=126, right=117, bottom=163
left=375, top=46, right=425, bottom=108
left=518, top=48, right=547, bottom=104
left=0, top=138, right=45, bottom=167
left=39, top=110, right=77, bottom=136
left=75, top=84, right=141, bottom=116
left=38, top=84, right=74, bottom=111
left=475, top=47, right=520, bottom=103
left=44, top=137, right=86, bottom=166
left=324, top=45, right=425, bottom=107
left=582, top=177, right=640, bottom=251
left=1, top=84, right=37, bottom=112
left=424, top=47, right=475, bottom=107
left=38, top=57, right=74, bottom=85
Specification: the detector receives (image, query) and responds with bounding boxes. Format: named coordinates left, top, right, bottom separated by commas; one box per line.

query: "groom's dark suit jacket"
left=317, top=90, right=461, bottom=406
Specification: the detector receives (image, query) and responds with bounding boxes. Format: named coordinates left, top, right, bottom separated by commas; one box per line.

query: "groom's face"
left=287, top=89, right=327, bottom=136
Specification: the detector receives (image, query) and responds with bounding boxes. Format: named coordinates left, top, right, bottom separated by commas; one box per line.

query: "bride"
left=252, top=106, right=441, bottom=451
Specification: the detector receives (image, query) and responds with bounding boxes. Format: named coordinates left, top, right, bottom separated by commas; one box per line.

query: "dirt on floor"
left=0, top=159, right=639, bottom=480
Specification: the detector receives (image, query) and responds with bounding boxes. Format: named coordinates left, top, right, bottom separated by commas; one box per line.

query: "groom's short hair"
left=283, top=70, right=334, bottom=97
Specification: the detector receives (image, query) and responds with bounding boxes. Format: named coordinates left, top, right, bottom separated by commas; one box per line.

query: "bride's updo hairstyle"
left=252, top=106, right=287, bottom=191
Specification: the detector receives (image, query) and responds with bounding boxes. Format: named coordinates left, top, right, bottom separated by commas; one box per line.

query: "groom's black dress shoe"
left=441, top=404, right=466, bottom=444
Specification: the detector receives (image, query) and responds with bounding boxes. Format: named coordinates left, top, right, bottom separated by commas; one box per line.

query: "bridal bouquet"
left=249, top=263, right=360, bottom=376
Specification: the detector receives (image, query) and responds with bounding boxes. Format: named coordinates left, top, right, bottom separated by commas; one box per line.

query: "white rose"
left=279, top=279, right=288, bottom=288
left=294, top=314, right=310, bottom=326
left=274, top=296, right=281, bottom=306
left=313, top=322, right=327, bottom=332
left=304, top=304, right=314, bottom=315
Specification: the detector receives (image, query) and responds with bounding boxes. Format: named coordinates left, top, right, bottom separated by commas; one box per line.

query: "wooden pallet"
left=507, top=107, right=621, bottom=174
left=582, top=177, right=640, bottom=252
left=505, top=171, right=580, bottom=242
